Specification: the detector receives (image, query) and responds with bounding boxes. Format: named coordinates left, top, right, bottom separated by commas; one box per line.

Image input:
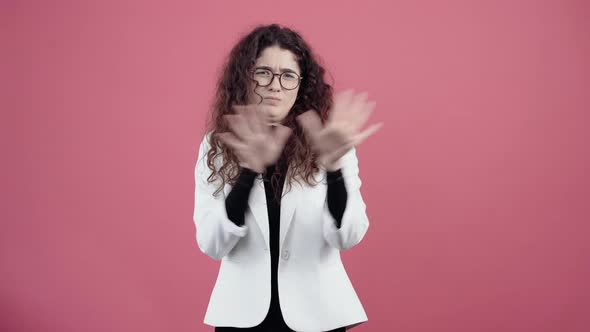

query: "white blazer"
left=193, top=132, right=370, bottom=331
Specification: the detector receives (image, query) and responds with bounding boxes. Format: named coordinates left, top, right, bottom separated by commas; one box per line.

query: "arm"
left=193, top=133, right=250, bottom=260
left=326, top=169, right=347, bottom=229
left=322, top=147, right=370, bottom=250
left=225, top=167, right=257, bottom=227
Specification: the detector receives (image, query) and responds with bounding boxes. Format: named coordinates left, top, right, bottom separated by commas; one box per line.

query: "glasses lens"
left=280, top=72, right=300, bottom=90
left=253, top=69, right=273, bottom=86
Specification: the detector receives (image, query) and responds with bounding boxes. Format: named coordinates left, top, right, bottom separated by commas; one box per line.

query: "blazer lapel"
left=247, top=176, right=269, bottom=251
left=279, top=166, right=300, bottom=253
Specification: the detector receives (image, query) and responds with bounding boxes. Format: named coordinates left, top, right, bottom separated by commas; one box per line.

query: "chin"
left=267, top=119, right=282, bottom=127
left=268, top=109, right=286, bottom=119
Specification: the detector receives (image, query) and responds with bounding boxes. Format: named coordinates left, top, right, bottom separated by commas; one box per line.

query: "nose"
left=268, top=74, right=282, bottom=92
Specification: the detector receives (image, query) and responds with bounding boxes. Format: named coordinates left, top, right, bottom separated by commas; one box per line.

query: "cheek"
left=248, top=85, right=259, bottom=101
left=285, top=89, right=299, bottom=106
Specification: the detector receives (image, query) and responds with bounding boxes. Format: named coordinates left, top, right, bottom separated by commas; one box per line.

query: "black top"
left=217, top=162, right=348, bottom=332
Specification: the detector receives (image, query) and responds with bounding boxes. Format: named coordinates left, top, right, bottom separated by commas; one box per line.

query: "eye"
left=254, top=69, right=272, bottom=76
left=283, top=72, right=298, bottom=80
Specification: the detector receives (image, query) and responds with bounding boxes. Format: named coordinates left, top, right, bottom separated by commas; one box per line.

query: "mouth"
left=264, top=98, right=281, bottom=105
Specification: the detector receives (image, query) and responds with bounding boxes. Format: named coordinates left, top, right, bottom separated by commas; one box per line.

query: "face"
left=247, top=45, right=302, bottom=126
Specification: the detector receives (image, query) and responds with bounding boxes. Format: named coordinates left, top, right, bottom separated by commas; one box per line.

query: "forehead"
left=255, top=46, right=300, bottom=73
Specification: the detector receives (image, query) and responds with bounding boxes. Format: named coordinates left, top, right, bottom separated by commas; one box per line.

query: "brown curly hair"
left=203, top=23, right=334, bottom=202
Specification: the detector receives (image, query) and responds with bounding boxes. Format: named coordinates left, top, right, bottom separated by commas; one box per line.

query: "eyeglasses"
left=250, top=68, right=303, bottom=90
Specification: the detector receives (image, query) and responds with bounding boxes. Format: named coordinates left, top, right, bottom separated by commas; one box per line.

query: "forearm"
left=225, top=167, right=258, bottom=226
left=326, top=169, right=347, bottom=229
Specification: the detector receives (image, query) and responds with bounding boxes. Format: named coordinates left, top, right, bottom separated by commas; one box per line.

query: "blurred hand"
left=296, top=89, right=383, bottom=171
left=216, top=104, right=292, bottom=173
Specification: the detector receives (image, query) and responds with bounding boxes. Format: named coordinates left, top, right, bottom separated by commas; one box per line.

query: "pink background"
left=3, top=0, right=589, bottom=331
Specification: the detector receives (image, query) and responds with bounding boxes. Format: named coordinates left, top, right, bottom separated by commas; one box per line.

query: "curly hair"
left=203, top=23, right=334, bottom=202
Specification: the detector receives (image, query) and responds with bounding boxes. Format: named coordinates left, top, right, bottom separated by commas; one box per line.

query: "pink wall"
left=3, top=0, right=589, bottom=331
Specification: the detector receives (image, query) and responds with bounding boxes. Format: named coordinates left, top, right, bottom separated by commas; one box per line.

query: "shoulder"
left=197, top=131, right=215, bottom=158
left=197, top=131, right=227, bottom=172
left=199, top=131, right=214, bottom=149
left=196, top=131, right=213, bottom=167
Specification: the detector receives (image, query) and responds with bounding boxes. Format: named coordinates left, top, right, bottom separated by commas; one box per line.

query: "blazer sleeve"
left=322, top=147, right=370, bottom=250
left=193, top=132, right=249, bottom=260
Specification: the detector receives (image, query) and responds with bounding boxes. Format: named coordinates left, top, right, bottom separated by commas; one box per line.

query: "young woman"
left=193, top=24, right=382, bottom=332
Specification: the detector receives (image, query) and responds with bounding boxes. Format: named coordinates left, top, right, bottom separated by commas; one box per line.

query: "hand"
left=216, top=104, right=292, bottom=173
left=296, top=89, right=383, bottom=171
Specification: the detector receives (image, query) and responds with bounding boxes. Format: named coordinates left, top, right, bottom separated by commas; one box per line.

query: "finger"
left=224, top=114, right=251, bottom=140
left=330, top=89, right=357, bottom=124
left=232, top=105, right=255, bottom=132
left=350, top=91, right=369, bottom=113
left=358, top=91, right=369, bottom=101
left=350, top=100, right=376, bottom=133
left=252, top=104, right=270, bottom=134
left=336, top=89, right=355, bottom=107
left=352, top=122, right=383, bottom=146
left=216, top=132, right=246, bottom=151
left=244, top=105, right=264, bottom=134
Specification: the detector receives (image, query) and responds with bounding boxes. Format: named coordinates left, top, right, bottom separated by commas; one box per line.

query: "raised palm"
left=296, top=89, right=383, bottom=171
left=216, top=104, right=292, bottom=173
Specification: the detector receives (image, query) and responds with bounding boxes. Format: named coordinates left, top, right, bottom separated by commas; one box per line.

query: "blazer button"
left=281, top=249, right=290, bottom=260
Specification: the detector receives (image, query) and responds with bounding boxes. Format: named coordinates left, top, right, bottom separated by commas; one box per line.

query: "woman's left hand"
left=296, top=89, right=383, bottom=171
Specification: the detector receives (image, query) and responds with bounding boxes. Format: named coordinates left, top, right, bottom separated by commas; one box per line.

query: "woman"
left=193, top=24, right=382, bottom=332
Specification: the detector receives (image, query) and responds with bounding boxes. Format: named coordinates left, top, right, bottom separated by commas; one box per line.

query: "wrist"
left=240, top=162, right=265, bottom=174
left=324, top=160, right=341, bottom=172
left=251, top=166, right=265, bottom=173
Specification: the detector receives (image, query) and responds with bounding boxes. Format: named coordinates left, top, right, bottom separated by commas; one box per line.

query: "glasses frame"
left=250, top=68, right=303, bottom=90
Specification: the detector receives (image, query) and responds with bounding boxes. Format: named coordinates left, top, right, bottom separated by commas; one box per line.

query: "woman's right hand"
left=216, top=104, right=292, bottom=173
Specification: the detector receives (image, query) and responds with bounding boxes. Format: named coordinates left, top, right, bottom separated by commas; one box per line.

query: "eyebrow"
left=255, top=65, right=299, bottom=75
